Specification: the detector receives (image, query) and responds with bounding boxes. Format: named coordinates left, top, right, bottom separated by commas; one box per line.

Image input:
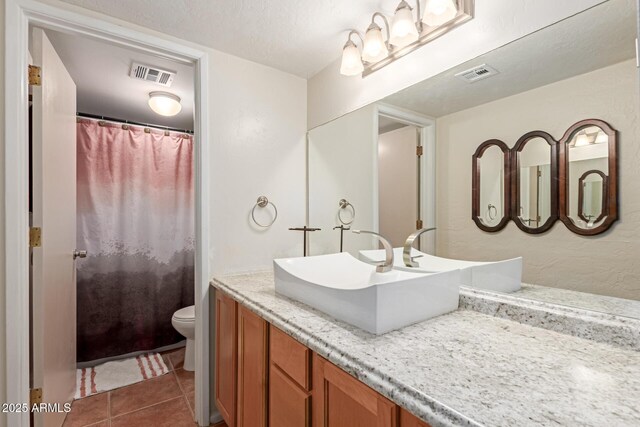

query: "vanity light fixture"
left=148, top=91, right=182, bottom=117
left=390, top=1, right=421, bottom=48
left=362, top=13, right=391, bottom=63
left=573, top=133, right=591, bottom=147
left=340, top=31, right=365, bottom=76
left=339, top=0, right=474, bottom=77
left=595, top=131, right=608, bottom=144
left=423, top=0, right=459, bottom=26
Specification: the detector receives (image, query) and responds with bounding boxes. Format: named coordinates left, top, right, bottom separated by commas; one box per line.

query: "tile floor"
left=62, top=347, right=228, bottom=427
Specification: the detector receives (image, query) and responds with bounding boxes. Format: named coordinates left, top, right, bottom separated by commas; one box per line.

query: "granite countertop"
left=212, top=272, right=640, bottom=427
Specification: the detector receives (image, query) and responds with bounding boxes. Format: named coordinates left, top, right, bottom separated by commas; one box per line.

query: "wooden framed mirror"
left=472, top=139, right=511, bottom=232
left=512, top=131, right=558, bottom=234
left=559, top=119, right=618, bottom=235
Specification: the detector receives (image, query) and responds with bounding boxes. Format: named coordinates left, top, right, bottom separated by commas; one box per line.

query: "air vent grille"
left=454, top=64, right=499, bottom=83
left=129, top=62, right=175, bottom=87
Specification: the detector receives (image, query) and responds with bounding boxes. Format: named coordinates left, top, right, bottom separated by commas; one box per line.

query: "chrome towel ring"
left=338, top=199, right=356, bottom=225
left=252, top=196, right=278, bottom=228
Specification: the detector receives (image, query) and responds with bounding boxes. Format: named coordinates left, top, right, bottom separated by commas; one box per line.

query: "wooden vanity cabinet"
left=215, top=291, right=238, bottom=427
left=312, top=353, right=398, bottom=427
left=237, top=305, right=268, bottom=427
left=269, top=326, right=312, bottom=426
left=215, top=292, right=432, bottom=427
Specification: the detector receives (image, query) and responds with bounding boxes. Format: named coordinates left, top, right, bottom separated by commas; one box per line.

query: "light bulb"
left=340, top=40, right=364, bottom=76
left=595, top=132, right=608, bottom=144
left=148, top=92, right=182, bottom=117
left=423, top=0, right=458, bottom=26
left=574, top=134, right=590, bottom=147
left=390, top=1, right=419, bottom=48
left=362, top=23, right=389, bottom=63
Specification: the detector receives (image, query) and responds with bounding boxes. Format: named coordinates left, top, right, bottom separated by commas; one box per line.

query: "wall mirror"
left=305, top=0, right=639, bottom=314
left=560, top=120, right=617, bottom=235
left=513, top=131, right=557, bottom=233
left=472, top=140, right=510, bottom=232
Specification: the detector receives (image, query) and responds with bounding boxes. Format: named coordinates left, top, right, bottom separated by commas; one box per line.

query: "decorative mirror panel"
left=472, top=140, right=510, bottom=232
left=559, top=119, right=617, bottom=235
left=512, top=131, right=558, bottom=234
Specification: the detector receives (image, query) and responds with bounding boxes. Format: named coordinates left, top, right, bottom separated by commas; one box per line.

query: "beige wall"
left=436, top=59, right=640, bottom=300
left=0, top=0, right=6, bottom=422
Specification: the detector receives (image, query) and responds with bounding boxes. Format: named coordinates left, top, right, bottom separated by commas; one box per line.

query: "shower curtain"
left=76, top=119, right=194, bottom=362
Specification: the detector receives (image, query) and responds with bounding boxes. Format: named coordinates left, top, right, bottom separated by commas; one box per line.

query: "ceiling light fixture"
left=423, top=0, right=459, bottom=27
left=148, top=91, right=182, bottom=117
left=340, top=31, right=365, bottom=76
left=362, top=13, right=391, bottom=63
left=339, top=0, right=473, bottom=77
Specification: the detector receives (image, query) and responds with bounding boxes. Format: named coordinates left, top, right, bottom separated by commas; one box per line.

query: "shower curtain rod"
left=77, top=112, right=194, bottom=135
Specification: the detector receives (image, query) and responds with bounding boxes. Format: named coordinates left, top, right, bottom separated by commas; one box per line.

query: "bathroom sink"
left=273, top=252, right=460, bottom=335
left=359, top=248, right=522, bottom=293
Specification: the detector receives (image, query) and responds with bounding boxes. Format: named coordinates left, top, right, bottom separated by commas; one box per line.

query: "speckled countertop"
left=212, top=272, right=640, bottom=427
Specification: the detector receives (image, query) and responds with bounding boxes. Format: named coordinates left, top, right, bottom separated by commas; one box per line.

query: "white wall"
left=307, top=0, right=606, bottom=129
left=378, top=126, right=418, bottom=247
left=307, top=105, right=377, bottom=256
left=436, top=59, right=640, bottom=300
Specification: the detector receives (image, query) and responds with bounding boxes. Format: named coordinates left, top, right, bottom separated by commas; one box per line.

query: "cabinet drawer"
left=269, top=364, right=311, bottom=427
left=270, top=326, right=311, bottom=390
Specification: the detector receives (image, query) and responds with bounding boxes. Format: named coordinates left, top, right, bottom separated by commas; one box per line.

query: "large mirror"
left=306, top=0, right=639, bottom=316
left=560, top=120, right=618, bottom=235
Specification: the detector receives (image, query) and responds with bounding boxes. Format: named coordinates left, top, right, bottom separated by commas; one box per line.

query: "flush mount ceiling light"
left=148, top=91, right=182, bottom=116
left=340, top=0, right=473, bottom=77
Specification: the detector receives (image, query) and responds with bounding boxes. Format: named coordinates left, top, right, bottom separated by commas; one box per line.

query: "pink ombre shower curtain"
left=76, top=119, right=194, bottom=362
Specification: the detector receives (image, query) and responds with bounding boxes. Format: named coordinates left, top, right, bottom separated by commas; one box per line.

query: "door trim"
left=4, top=1, right=212, bottom=425
left=375, top=103, right=436, bottom=253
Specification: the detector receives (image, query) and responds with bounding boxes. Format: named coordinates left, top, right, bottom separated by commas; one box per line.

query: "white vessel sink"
left=273, top=252, right=460, bottom=335
left=359, top=248, right=522, bottom=293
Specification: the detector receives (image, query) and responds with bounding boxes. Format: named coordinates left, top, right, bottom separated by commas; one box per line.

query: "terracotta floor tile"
left=62, top=392, right=109, bottom=427
left=110, top=373, right=182, bottom=417
left=111, top=396, right=194, bottom=427
left=85, top=422, right=109, bottom=427
left=168, top=347, right=186, bottom=370
left=185, top=390, right=195, bottom=414
left=175, top=368, right=195, bottom=394
left=161, top=352, right=173, bottom=371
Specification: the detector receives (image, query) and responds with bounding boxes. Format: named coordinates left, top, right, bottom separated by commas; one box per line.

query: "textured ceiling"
left=383, top=0, right=636, bottom=118
left=58, top=0, right=405, bottom=78
left=46, top=29, right=195, bottom=129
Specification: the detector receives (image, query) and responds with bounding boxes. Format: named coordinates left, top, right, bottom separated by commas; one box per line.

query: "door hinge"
left=416, top=219, right=424, bottom=229
left=416, top=145, right=423, bottom=157
left=30, top=388, right=43, bottom=406
left=28, top=65, right=41, bottom=86
left=29, top=227, right=42, bottom=248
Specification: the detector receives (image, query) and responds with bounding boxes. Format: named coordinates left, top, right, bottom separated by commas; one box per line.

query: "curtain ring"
left=251, top=196, right=278, bottom=228
left=338, top=199, right=356, bottom=225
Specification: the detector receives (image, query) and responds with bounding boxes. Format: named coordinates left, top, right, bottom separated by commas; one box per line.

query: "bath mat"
left=75, top=353, right=169, bottom=399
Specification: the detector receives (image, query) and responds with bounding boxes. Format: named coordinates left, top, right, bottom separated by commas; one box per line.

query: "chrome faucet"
left=352, top=230, right=393, bottom=273
left=403, top=227, right=436, bottom=267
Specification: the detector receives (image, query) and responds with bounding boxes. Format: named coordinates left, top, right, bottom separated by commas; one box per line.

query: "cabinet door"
left=400, top=408, right=432, bottom=427
left=313, top=354, right=397, bottom=427
left=270, top=363, right=311, bottom=427
left=237, top=305, right=268, bottom=427
left=215, top=291, right=237, bottom=427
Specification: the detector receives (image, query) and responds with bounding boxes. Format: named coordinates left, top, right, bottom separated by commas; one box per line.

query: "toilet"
left=171, top=305, right=195, bottom=371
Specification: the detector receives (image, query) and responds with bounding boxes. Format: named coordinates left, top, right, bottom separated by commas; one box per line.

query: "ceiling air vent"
left=129, top=62, right=176, bottom=87
left=454, top=64, right=499, bottom=83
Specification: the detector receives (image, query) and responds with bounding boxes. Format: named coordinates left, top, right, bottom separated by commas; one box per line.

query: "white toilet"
left=171, top=305, right=195, bottom=371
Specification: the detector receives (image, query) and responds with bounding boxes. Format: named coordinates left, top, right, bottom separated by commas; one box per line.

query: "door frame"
left=4, top=1, right=212, bottom=426
left=375, top=103, right=436, bottom=253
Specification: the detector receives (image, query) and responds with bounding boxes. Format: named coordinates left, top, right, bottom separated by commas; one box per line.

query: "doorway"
left=5, top=1, right=212, bottom=426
